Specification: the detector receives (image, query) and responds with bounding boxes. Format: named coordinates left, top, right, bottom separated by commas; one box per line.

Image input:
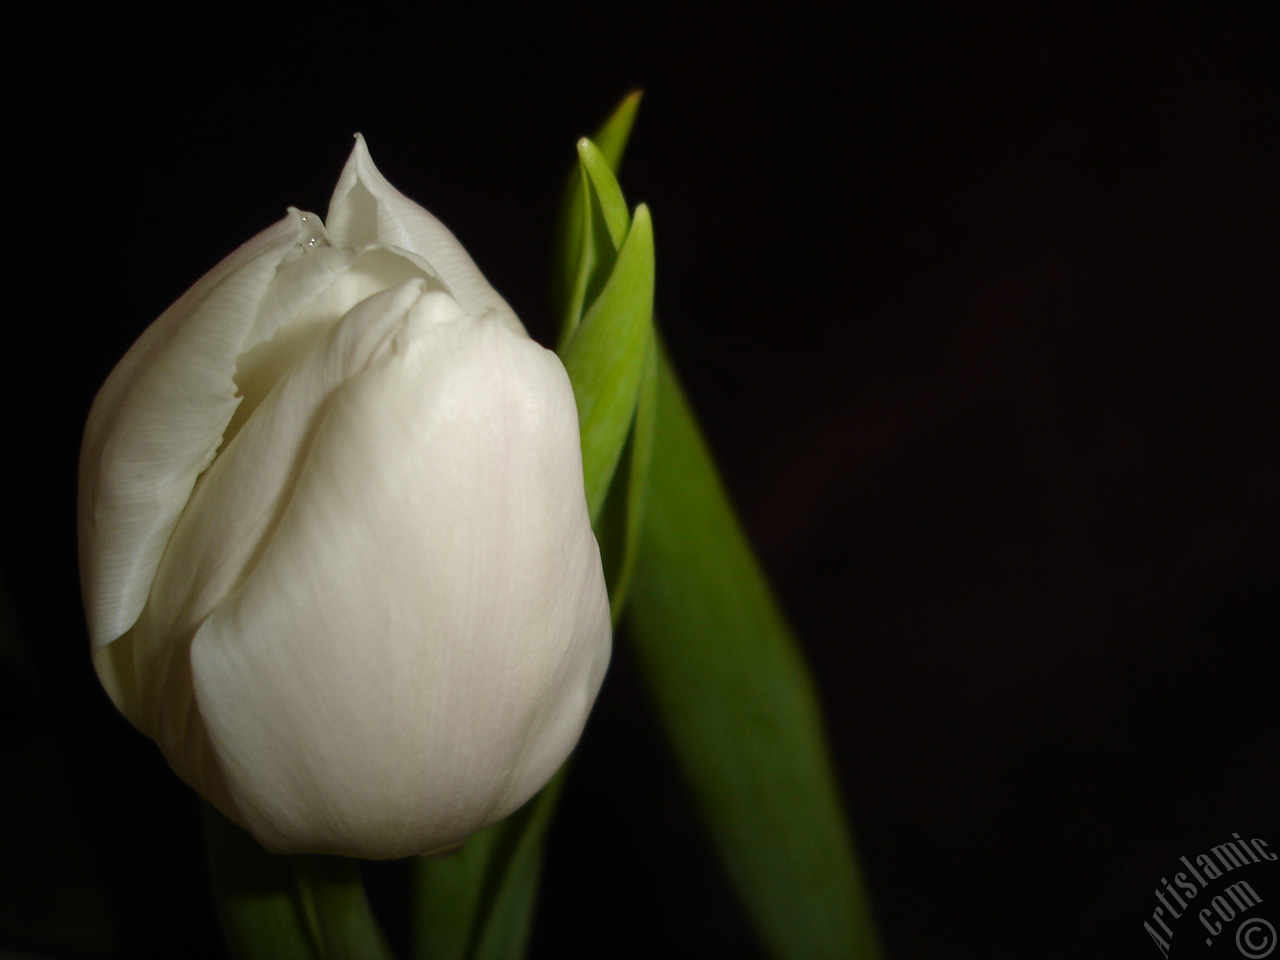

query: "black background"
left=5, top=2, right=1278, bottom=958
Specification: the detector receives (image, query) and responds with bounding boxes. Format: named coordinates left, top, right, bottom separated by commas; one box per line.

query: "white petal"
left=110, top=279, right=452, bottom=790
left=225, top=243, right=450, bottom=446
left=189, top=313, right=611, bottom=857
left=326, top=134, right=521, bottom=332
left=78, top=208, right=321, bottom=651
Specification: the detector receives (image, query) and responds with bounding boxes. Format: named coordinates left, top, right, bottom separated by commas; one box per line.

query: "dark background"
left=5, top=2, right=1278, bottom=958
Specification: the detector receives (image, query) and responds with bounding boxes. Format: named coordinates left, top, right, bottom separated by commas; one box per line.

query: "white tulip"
left=78, top=135, right=611, bottom=858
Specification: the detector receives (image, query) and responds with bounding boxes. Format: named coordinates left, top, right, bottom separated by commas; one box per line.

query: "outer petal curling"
left=79, top=208, right=322, bottom=650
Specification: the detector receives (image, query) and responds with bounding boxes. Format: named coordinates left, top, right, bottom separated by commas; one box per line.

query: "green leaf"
left=203, top=807, right=393, bottom=960
left=556, top=139, right=635, bottom=351
left=412, top=771, right=566, bottom=960
left=577, top=139, right=630, bottom=249
left=551, top=89, right=642, bottom=328
left=624, top=345, right=884, bottom=960
left=204, top=805, right=317, bottom=960
left=293, top=856, right=397, bottom=960
left=560, top=202, right=655, bottom=518
left=588, top=88, right=643, bottom=172
left=595, top=337, right=659, bottom=621
left=411, top=831, right=493, bottom=959
left=556, top=166, right=606, bottom=350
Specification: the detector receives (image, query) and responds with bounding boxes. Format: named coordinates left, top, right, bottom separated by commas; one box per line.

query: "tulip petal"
left=86, top=237, right=449, bottom=729
left=114, top=272, right=448, bottom=777
left=79, top=208, right=320, bottom=651
left=326, top=134, right=521, bottom=331
left=225, top=243, right=450, bottom=446
left=189, top=312, right=610, bottom=857
left=150, top=278, right=451, bottom=641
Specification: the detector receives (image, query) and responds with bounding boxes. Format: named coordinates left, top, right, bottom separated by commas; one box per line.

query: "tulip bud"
left=78, top=136, right=612, bottom=859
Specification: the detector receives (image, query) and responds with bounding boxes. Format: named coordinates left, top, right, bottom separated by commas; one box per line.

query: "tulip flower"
left=77, top=135, right=612, bottom=859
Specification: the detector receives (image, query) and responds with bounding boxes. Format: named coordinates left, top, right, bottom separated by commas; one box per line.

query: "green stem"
left=412, top=769, right=566, bottom=960
left=292, top=855, right=395, bottom=960
left=203, top=805, right=394, bottom=960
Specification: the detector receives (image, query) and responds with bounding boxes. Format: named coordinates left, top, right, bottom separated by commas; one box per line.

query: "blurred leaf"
left=412, top=771, right=565, bottom=960
left=411, top=824, right=495, bottom=960
left=204, top=807, right=394, bottom=960
left=294, top=856, right=396, bottom=960
left=588, top=88, right=643, bottom=172
left=624, top=346, right=883, bottom=960
left=204, top=806, right=318, bottom=960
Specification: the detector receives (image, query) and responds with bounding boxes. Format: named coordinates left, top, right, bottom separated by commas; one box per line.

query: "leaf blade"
left=589, top=88, right=643, bottom=172
left=412, top=771, right=565, bottom=960
left=595, top=337, right=659, bottom=621
left=551, top=90, right=642, bottom=328
left=561, top=203, right=656, bottom=518
left=577, top=138, right=630, bottom=250
left=625, top=346, right=884, bottom=960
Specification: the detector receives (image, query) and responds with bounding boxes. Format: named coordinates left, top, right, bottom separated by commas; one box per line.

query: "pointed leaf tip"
left=593, top=91, right=643, bottom=174
left=577, top=140, right=630, bottom=252
left=551, top=92, right=645, bottom=367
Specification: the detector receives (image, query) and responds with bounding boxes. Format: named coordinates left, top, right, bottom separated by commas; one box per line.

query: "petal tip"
left=347, top=132, right=376, bottom=176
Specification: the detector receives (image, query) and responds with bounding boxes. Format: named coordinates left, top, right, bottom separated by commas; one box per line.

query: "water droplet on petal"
left=282, top=209, right=332, bottom=263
